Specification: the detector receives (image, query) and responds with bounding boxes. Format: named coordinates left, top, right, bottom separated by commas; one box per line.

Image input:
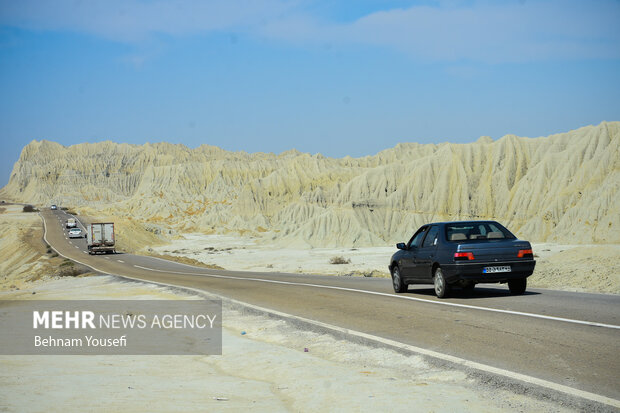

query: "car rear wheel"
left=433, top=267, right=451, bottom=298
left=391, top=265, right=407, bottom=293
left=508, top=278, right=527, bottom=295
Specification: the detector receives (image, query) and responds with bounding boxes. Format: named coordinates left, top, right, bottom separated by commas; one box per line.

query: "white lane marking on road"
left=117, top=260, right=124, bottom=263
left=34, top=212, right=620, bottom=409
left=132, top=264, right=620, bottom=330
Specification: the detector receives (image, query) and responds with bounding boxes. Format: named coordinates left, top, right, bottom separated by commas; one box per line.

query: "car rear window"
left=445, top=222, right=516, bottom=242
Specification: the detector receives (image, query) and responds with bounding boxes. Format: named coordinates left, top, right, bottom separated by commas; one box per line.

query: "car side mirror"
left=396, top=242, right=407, bottom=250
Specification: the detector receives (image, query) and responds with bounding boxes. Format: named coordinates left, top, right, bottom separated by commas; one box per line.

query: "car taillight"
left=454, top=252, right=475, bottom=261
left=518, top=249, right=533, bottom=258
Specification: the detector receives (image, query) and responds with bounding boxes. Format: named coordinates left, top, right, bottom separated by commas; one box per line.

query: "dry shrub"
left=330, top=256, right=351, bottom=265
left=56, top=260, right=90, bottom=277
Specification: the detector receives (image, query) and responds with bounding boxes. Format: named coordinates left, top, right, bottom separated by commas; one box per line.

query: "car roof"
left=424, top=220, right=500, bottom=226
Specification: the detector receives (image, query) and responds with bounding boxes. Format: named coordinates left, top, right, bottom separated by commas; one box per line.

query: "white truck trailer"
left=87, top=223, right=115, bottom=254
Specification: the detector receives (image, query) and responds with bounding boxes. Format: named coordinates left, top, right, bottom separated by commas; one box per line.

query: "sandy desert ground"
left=0, top=205, right=578, bottom=412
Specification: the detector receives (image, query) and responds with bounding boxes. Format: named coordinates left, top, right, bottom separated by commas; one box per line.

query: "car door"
left=399, top=226, right=428, bottom=280
left=413, top=225, right=439, bottom=281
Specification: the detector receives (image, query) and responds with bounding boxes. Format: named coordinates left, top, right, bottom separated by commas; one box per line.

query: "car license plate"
left=483, top=266, right=511, bottom=274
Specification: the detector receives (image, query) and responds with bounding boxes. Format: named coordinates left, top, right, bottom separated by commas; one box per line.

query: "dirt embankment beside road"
left=69, top=207, right=168, bottom=255
left=531, top=244, right=620, bottom=293
left=0, top=205, right=93, bottom=291
left=74, top=208, right=224, bottom=269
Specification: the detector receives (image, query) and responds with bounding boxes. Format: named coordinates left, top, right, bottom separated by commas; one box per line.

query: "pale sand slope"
left=0, top=204, right=82, bottom=290
left=152, top=234, right=620, bottom=294
left=0, top=204, right=46, bottom=289
left=2, top=121, right=618, bottom=247
left=0, top=277, right=567, bottom=413
left=532, top=244, right=620, bottom=293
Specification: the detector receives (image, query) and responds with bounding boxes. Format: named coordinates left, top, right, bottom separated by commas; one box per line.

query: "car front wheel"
left=391, top=265, right=407, bottom=293
left=434, top=267, right=451, bottom=298
left=508, top=278, right=527, bottom=295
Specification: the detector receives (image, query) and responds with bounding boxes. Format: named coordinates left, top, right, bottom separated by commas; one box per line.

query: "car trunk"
left=456, top=239, right=531, bottom=261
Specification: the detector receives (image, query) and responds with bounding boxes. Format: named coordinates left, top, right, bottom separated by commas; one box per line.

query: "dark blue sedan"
left=388, top=221, right=536, bottom=298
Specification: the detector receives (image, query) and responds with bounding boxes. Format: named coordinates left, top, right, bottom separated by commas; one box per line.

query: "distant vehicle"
left=68, top=228, right=83, bottom=238
left=50, top=205, right=57, bottom=210
left=389, top=221, right=536, bottom=298
left=65, top=218, right=76, bottom=228
left=86, top=223, right=115, bottom=254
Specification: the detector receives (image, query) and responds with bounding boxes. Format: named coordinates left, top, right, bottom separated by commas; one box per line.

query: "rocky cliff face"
left=2, top=122, right=618, bottom=246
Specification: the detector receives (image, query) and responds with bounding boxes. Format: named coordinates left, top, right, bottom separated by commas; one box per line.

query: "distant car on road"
left=50, top=205, right=57, bottom=210
left=389, top=221, right=536, bottom=298
left=68, top=228, right=83, bottom=238
left=65, top=218, right=77, bottom=228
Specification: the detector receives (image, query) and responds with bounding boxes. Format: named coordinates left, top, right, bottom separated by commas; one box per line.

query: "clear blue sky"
left=1, top=0, right=619, bottom=186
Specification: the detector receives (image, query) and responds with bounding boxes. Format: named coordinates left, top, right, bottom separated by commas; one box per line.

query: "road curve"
left=42, top=209, right=620, bottom=407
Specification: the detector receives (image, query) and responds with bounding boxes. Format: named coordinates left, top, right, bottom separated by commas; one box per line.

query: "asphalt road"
left=43, top=209, right=620, bottom=407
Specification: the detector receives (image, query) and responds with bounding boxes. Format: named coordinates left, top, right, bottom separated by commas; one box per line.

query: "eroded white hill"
left=2, top=122, right=618, bottom=246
